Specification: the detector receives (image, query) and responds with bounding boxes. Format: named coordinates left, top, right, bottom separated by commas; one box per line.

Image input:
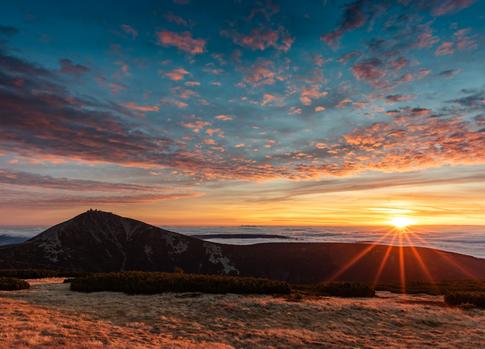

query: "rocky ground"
left=0, top=279, right=484, bottom=348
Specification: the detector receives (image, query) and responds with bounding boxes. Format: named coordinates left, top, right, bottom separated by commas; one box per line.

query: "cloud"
left=448, top=89, right=485, bottom=110
left=351, top=58, right=386, bottom=85
left=384, top=107, right=432, bottom=117
left=0, top=25, right=18, bottom=37
left=59, top=59, right=89, bottom=77
left=164, top=12, right=193, bottom=27
left=454, top=28, right=477, bottom=50
left=435, top=42, right=454, bottom=56
left=431, top=0, right=476, bottom=16
left=124, top=102, right=160, bottom=112
left=0, top=168, right=154, bottom=192
left=164, top=68, right=190, bottom=81
left=215, top=114, right=233, bottom=121
left=385, top=94, right=415, bottom=103
left=180, top=120, right=211, bottom=133
left=120, top=24, right=138, bottom=39
left=160, top=97, right=188, bottom=108
left=413, top=24, right=439, bottom=48
left=438, top=69, right=461, bottom=78
left=300, top=86, right=328, bottom=106
left=261, top=93, right=282, bottom=106
left=0, top=188, right=200, bottom=208
left=157, top=30, right=206, bottom=54
left=321, top=0, right=367, bottom=46
left=221, top=26, right=293, bottom=52
left=242, top=60, right=276, bottom=86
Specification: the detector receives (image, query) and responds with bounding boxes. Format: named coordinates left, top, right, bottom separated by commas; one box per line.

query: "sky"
left=0, top=0, right=484, bottom=227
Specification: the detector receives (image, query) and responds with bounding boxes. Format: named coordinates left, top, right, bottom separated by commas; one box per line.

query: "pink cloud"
left=454, top=28, right=477, bottom=50
left=261, top=93, right=283, bottom=107
left=160, top=98, right=188, bottom=108
left=215, top=114, right=233, bottom=121
left=243, top=60, right=276, bottom=86
left=435, top=42, right=454, bottom=56
left=431, top=0, right=476, bottom=16
left=181, top=120, right=211, bottom=133
left=351, top=59, right=386, bottom=85
left=124, top=102, right=160, bottom=112
left=165, top=68, right=190, bottom=81
left=120, top=24, right=138, bottom=39
left=157, top=31, right=206, bottom=55
left=300, top=86, right=328, bottom=106
left=222, top=26, right=293, bottom=52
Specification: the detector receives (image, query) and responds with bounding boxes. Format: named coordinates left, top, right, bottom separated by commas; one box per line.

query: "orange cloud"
left=165, top=68, right=190, bottom=81
left=124, top=102, right=160, bottom=112
left=158, top=31, right=206, bottom=54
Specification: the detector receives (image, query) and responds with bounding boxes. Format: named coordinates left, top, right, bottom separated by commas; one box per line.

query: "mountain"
left=0, top=210, right=484, bottom=283
left=0, top=234, right=28, bottom=246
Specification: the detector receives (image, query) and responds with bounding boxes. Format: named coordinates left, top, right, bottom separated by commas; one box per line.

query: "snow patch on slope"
left=204, top=244, right=239, bottom=275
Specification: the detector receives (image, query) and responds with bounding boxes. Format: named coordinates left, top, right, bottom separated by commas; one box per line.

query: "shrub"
left=314, top=282, right=375, bottom=298
left=444, top=292, right=485, bottom=308
left=0, top=269, right=89, bottom=279
left=70, top=271, right=291, bottom=295
left=0, top=277, right=30, bottom=291
left=377, top=280, right=485, bottom=295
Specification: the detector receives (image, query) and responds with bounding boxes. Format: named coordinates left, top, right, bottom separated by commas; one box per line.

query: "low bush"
left=0, top=277, right=30, bottom=291
left=444, top=292, right=485, bottom=308
left=314, top=282, right=375, bottom=298
left=377, top=280, right=485, bottom=295
left=71, top=271, right=291, bottom=295
left=0, top=269, right=89, bottom=279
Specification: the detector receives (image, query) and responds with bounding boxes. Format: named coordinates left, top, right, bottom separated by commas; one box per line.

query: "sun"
left=390, top=216, right=414, bottom=230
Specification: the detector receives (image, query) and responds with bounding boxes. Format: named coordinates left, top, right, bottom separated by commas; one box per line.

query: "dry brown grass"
left=0, top=279, right=484, bottom=348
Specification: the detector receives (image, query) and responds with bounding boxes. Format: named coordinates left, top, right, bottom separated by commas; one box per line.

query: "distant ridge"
left=0, top=234, right=28, bottom=246
left=0, top=210, right=484, bottom=283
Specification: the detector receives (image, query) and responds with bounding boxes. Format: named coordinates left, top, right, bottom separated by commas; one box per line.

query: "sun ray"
left=372, top=233, right=398, bottom=288
left=407, top=231, right=477, bottom=280
left=403, top=233, right=438, bottom=290
left=326, top=229, right=394, bottom=283
left=398, top=232, right=406, bottom=293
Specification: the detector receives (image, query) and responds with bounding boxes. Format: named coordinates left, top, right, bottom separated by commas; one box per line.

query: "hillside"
left=0, top=210, right=483, bottom=283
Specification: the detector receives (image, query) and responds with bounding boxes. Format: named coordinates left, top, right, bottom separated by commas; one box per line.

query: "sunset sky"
left=0, top=0, right=484, bottom=226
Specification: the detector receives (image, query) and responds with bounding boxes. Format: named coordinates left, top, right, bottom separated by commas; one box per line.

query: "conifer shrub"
left=444, top=291, right=485, bottom=308
left=314, top=282, right=375, bottom=297
left=0, top=269, right=88, bottom=279
left=70, top=271, right=291, bottom=295
left=0, top=277, right=30, bottom=291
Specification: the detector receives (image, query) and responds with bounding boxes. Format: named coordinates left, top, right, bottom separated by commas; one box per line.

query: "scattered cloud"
left=157, top=30, right=206, bottom=54
left=165, top=68, right=190, bottom=81
left=124, top=102, right=160, bottom=112
left=59, top=59, right=89, bottom=77
left=120, top=24, right=138, bottom=39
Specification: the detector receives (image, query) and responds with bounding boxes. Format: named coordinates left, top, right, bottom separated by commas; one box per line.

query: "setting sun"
left=390, top=216, right=415, bottom=229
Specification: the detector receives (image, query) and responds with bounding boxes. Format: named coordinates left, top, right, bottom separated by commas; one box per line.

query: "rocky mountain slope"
left=0, top=210, right=483, bottom=283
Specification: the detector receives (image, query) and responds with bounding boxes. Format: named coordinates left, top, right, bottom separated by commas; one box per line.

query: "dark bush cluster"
left=70, top=271, right=291, bottom=295
left=0, top=277, right=30, bottom=291
left=314, top=282, right=375, bottom=298
left=0, top=269, right=89, bottom=279
left=377, top=280, right=485, bottom=295
left=445, top=292, right=485, bottom=308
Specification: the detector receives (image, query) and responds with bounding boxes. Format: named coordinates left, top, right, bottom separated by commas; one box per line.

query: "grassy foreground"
left=70, top=272, right=291, bottom=295
left=0, top=277, right=30, bottom=291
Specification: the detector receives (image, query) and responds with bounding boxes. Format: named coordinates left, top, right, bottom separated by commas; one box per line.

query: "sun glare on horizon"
left=390, top=216, right=415, bottom=230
